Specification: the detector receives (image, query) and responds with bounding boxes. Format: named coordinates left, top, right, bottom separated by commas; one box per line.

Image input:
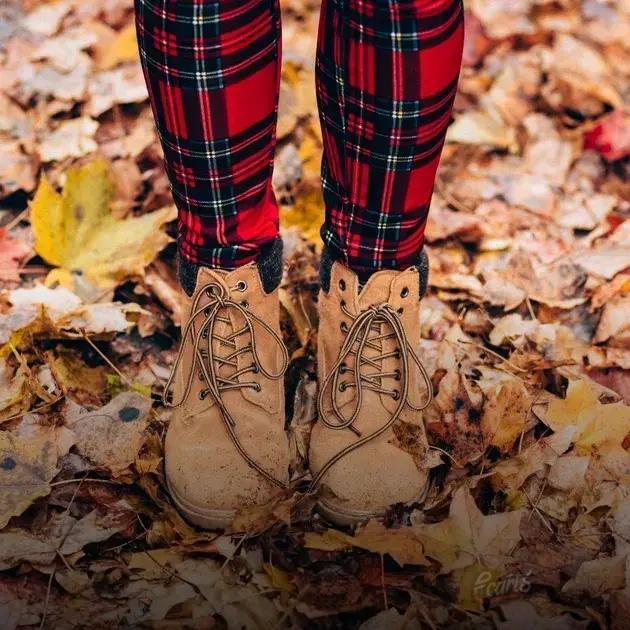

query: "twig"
left=522, top=484, right=554, bottom=533
left=39, top=568, right=55, bottom=630
left=49, top=477, right=120, bottom=487
left=221, top=533, right=248, bottom=570
left=4, top=208, right=29, bottom=231
left=1, top=396, right=64, bottom=423
left=455, top=339, right=528, bottom=373
left=81, top=332, right=132, bottom=386
left=428, top=445, right=461, bottom=467
left=380, top=553, right=388, bottom=611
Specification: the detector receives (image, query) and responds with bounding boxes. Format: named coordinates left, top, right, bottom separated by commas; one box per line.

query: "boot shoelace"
left=163, top=280, right=289, bottom=488
left=311, top=301, right=434, bottom=488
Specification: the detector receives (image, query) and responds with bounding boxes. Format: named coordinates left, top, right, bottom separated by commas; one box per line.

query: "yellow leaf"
left=31, top=160, right=176, bottom=291
left=305, top=520, right=429, bottom=567
left=477, top=370, right=531, bottom=452
left=279, top=184, right=324, bottom=246
left=543, top=379, right=630, bottom=455
left=412, top=487, right=523, bottom=574
left=263, top=564, right=295, bottom=592
left=96, top=24, right=140, bottom=71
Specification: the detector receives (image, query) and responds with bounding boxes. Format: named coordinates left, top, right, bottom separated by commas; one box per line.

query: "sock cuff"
left=319, top=246, right=429, bottom=299
left=177, top=237, right=284, bottom=297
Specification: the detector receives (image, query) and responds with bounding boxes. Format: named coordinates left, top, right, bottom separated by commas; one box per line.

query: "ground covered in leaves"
left=0, top=0, right=629, bottom=628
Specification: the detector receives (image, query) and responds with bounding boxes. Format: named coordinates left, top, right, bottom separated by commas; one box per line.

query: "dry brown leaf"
left=305, top=519, right=429, bottom=567
left=477, top=368, right=531, bottom=452
left=0, top=423, right=70, bottom=528
left=64, top=391, right=152, bottom=476
left=0, top=508, right=129, bottom=570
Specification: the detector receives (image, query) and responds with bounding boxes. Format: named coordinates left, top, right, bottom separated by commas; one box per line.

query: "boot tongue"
left=357, top=270, right=397, bottom=309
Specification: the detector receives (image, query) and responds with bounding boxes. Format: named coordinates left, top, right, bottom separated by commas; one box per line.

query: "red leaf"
left=584, top=110, right=630, bottom=162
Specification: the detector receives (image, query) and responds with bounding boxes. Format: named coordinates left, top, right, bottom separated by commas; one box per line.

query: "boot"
left=309, top=255, right=433, bottom=525
left=163, top=256, right=290, bottom=529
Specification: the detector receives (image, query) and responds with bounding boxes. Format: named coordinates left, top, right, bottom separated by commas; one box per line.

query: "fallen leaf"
left=64, top=391, right=152, bottom=475
left=477, top=369, right=531, bottom=452
left=45, top=348, right=110, bottom=405
left=38, top=117, right=98, bottom=163
left=541, top=379, right=630, bottom=456
left=0, top=139, right=37, bottom=196
left=584, top=110, right=630, bottom=162
left=0, top=425, right=65, bottom=528
left=30, top=159, right=176, bottom=291
left=305, top=519, right=429, bottom=567
left=447, top=107, right=518, bottom=152
left=86, top=65, right=148, bottom=117
left=0, top=228, right=31, bottom=282
left=411, top=486, right=524, bottom=573
left=594, top=295, right=630, bottom=346
left=0, top=508, right=129, bottom=570
left=94, top=23, right=140, bottom=70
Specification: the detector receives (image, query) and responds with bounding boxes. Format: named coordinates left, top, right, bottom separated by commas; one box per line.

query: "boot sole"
left=317, top=480, right=432, bottom=527
left=317, top=498, right=383, bottom=527
left=168, top=481, right=235, bottom=530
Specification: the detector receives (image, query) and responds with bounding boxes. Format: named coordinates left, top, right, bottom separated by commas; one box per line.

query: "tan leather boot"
left=309, top=259, right=433, bottom=525
left=163, top=262, right=290, bottom=529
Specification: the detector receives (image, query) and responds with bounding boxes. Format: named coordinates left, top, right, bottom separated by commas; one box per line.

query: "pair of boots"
left=163, top=246, right=433, bottom=529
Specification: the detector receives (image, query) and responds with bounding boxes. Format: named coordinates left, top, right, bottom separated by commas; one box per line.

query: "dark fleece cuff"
left=178, top=237, right=284, bottom=297
left=319, top=246, right=430, bottom=300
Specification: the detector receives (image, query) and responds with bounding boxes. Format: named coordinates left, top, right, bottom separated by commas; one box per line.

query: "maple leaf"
left=477, top=368, right=531, bottom=452
left=30, top=159, right=176, bottom=292
left=542, top=379, right=630, bottom=455
left=411, top=486, right=524, bottom=574
left=304, top=519, right=429, bottom=567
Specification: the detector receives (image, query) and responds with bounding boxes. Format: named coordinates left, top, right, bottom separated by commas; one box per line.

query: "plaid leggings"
left=135, top=0, right=464, bottom=277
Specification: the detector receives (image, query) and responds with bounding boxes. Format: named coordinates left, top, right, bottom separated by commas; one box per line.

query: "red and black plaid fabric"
left=135, top=0, right=464, bottom=275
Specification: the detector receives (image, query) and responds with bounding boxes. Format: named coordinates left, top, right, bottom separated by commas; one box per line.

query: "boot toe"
left=310, top=427, right=428, bottom=525
left=165, top=410, right=289, bottom=528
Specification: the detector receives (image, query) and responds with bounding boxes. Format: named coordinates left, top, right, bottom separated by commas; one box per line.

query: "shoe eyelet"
left=251, top=363, right=259, bottom=374
left=340, top=299, right=346, bottom=307
left=339, top=279, right=346, bottom=291
left=198, top=371, right=205, bottom=381
left=236, top=280, right=248, bottom=292
left=339, top=382, right=347, bottom=392
left=394, top=369, right=401, bottom=381
left=391, top=390, right=400, bottom=401
left=241, top=300, right=249, bottom=308
left=254, top=383, right=261, bottom=392
left=400, top=287, right=409, bottom=298
left=202, top=328, right=209, bottom=339
left=205, top=287, right=215, bottom=297
left=203, top=308, right=211, bottom=317
left=397, top=307, right=404, bottom=314
left=340, top=321, right=348, bottom=333
left=198, top=390, right=207, bottom=400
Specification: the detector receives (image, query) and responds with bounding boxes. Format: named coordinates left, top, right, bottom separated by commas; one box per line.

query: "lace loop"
left=163, top=280, right=289, bottom=487
left=312, top=302, right=433, bottom=488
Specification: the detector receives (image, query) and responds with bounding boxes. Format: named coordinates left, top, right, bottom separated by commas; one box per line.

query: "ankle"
left=178, top=237, right=284, bottom=297
left=319, top=246, right=429, bottom=299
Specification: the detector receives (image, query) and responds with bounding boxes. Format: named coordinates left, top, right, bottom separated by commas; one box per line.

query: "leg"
left=317, top=0, right=464, bottom=280
left=135, top=0, right=289, bottom=530
left=135, top=0, right=282, bottom=272
left=311, top=0, right=464, bottom=524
